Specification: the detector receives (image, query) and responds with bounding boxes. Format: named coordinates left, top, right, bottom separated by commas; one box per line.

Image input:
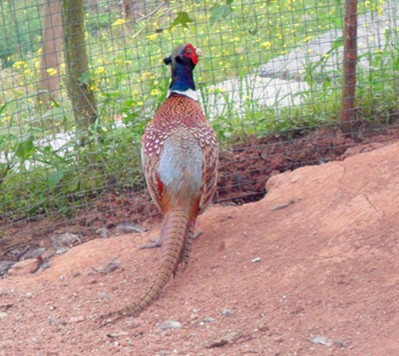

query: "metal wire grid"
left=0, top=0, right=398, bottom=233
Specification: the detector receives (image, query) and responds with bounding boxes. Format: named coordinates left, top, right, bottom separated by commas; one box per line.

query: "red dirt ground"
left=0, top=139, right=398, bottom=355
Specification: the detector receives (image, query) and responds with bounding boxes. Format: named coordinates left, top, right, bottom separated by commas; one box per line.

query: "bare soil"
left=0, top=132, right=398, bottom=355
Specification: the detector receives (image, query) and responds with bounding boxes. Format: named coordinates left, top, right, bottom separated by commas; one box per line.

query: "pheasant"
left=102, top=44, right=218, bottom=324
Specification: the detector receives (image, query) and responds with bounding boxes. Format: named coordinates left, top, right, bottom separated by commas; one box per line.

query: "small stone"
left=55, top=247, right=68, bottom=255
left=8, top=259, right=39, bottom=276
left=41, top=262, right=51, bottom=270
left=190, top=313, right=198, bottom=321
left=97, top=260, right=120, bottom=275
left=251, top=257, right=261, bottom=263
left=26, top=292, right=33, bottom=298
left=290, top=175, right=300, bottom=184
left=202, top=317, right=215, bottom=323
left=107, top=330, right=129, bottom=338
left=0, top=303, right=13, bottom=312
left=48, top=316, right=60, bottom=326
left=221, top=308, right=232, bottom=317
left=69, top=316, right=85, bottom=323
left=100, top=292, right=110, bottom=300
left=159, top=320, right=181, bottom=330
left=19, top=247, right=45, bottom=260
left=289, top=306, right=304, bottom=315
left=309, top=335, right=333, bottom=347
left=96, top=227, right=108, bottom=239
left=0, top=261, right=15, bottom=276
left=0, top=311, right=8, bottom=320
left=204, top=338, right=228, bottom=349
left=50, top=233, right=81, bottom=248
left=334, top=340, right=348, bottom=348
left=126, top=319, right=140, bottom=328
left=204, top=331, right=241, bottom=349
left=224, top=331, right=241, bottom=343
left=257, top=324, right=270, bottom=332
left=115, top=222, right=148, bottom=234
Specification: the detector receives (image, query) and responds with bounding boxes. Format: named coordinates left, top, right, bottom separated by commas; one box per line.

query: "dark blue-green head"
left=164, top=44, right=201, bottom=98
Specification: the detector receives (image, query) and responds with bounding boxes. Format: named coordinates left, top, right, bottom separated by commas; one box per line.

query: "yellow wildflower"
left=304, top=35, right=313, bottom=43
left=13, top=61, right=27, bottom=70
left=95, top=66, right=106, bottom=75
left=46, top=68, right=58, bottom=76
left=261, top=41, right=271, bottom=49
left=112, top=18, right=125, bottom=26
left=146, top=33, right=158, bottom=41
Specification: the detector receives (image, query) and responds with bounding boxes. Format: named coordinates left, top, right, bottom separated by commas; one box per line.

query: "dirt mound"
left=1, top=142, right=398, bottom=355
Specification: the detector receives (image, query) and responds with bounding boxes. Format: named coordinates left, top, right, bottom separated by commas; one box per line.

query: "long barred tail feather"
left=100, top=207, right=190, bottom=325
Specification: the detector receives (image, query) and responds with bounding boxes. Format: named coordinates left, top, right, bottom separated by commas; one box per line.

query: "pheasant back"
left=142, top=94, right=218, bottom=215
left=101, top=44, right=218, bottom=324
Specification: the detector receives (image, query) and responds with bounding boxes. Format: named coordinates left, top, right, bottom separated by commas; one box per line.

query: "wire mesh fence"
left=1, top=0, right=399, bottom=241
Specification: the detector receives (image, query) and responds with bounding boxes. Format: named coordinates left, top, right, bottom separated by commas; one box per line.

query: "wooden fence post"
left=62, top=0, right=97, bottom=139
left=340, top=0, right=358, bottom=132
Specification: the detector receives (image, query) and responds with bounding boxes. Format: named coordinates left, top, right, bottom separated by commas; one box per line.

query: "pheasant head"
left=164, top=44, right=201, bottom=100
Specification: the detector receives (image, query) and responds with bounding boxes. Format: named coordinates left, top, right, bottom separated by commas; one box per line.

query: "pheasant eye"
left=186, top=47, right=193, bottom=54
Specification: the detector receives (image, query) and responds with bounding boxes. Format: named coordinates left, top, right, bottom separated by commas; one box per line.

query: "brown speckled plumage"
left=101, top=44, right=218, bottom=324
left=142, top=93, right=218, bottom=214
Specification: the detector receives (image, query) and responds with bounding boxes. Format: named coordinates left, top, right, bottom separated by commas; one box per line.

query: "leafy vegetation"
left=0, top=0, right=395, bottom=221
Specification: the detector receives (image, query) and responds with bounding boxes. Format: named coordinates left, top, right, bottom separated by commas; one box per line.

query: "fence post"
left=62, top=0, right=97, bottom=140
left=37, top=0, right=63, bottom=108
left=340, top=0, right=358, bottom=132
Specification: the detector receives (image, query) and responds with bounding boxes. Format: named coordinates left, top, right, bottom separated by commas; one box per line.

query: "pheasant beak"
left=195, top=47, right=203, bottom=58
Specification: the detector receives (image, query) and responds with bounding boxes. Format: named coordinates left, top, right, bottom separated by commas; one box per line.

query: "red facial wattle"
left=183, top=44, right=199, bottom=65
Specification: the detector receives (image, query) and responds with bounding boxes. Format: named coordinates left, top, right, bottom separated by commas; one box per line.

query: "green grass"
left=0, top=0, right=397, bottom=220
left=0, top=0, right=43, bottom=67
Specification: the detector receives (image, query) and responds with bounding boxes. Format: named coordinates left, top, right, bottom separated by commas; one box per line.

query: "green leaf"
left=210, top=2, right=233, bottom=26
left=0, top=103, right=7, bottom=116
left=331, top=36, right=344, bottom=50
left=78, top=71, right=91, bottom=84
left=14, top=136, right=35, bottom=161
left=0, top=162, right=9, bottom=176
left=170, top=12, right=193, bottom=29
left=66, top=176, right=80, bottom=193
left=47, top=170, right=64, bottom=190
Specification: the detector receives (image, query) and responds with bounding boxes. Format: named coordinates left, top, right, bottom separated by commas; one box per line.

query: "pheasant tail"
left=101, top=205, right=191, bottom=323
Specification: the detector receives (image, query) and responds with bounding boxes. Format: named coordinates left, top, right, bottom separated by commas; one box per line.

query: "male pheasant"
left=102, top=44, right=218, bottom=323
